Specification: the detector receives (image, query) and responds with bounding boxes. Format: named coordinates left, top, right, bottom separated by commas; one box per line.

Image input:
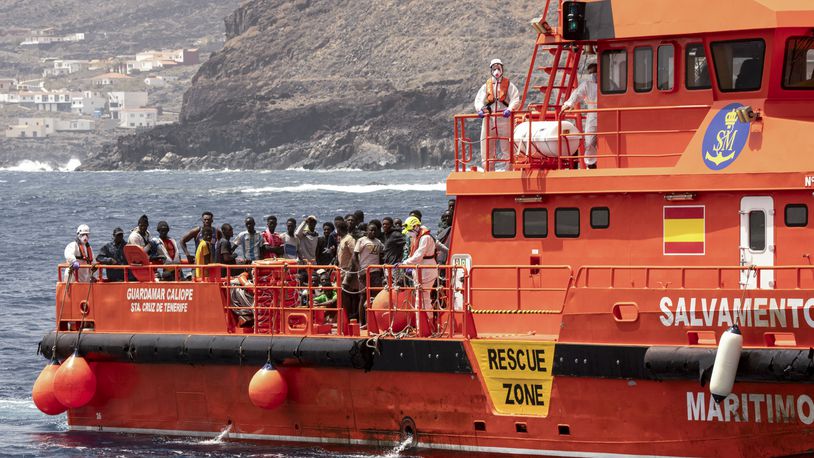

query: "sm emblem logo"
left=701, top=103, right=750, bottom=170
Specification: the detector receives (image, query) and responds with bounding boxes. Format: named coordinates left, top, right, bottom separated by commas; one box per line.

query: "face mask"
left=589, top=73, right=597, bottom=83
left=492, top=68, right=503, bottom=79
left=79, top=234, right=89, bottom=244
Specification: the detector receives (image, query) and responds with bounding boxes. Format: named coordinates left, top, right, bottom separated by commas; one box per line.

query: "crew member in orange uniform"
left=474, top=58, right=521, bottom=171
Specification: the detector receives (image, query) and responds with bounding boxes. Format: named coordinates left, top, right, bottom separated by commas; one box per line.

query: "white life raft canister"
left=513, top=120, right=581, bottom=158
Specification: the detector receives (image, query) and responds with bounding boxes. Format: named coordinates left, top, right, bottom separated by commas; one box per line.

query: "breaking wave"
left=0, top=158, right=81, bottom=172
left=227, top=182, right=446, bottom=194
left=284, top=167, right=364, bottom=173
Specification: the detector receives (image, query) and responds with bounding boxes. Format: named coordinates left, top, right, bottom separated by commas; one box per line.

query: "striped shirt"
left=233, top=230, right=264, bottom=262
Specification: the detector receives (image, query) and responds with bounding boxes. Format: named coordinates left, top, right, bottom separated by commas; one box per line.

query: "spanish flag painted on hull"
left=663, top=206, right=705, bottom=255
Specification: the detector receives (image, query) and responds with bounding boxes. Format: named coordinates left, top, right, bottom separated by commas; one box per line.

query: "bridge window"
left=685, top=44, right=711, bottom=90
left=710, top=39, right=765, bottom=92
left=590, top=207, right=610, bottom=229
left=748, top=210, right=766, bottom=251
left=785, top=204, right=808, bottom=227
left=634, top=47, right=653, bottom=92
left=782, top=37, right=814, bottom=90
left=657, top=44, right=675, bottom=91
left=492, top=209, right=516, bottom=238
left=601, top=49, right=627, bottom=94
left=555, top=208, right=580, bottom=238
left=523, top=209, right=548, bottom=238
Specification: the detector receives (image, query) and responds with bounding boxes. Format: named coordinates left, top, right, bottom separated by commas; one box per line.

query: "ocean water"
left=0, top=165, right=450, bottom=457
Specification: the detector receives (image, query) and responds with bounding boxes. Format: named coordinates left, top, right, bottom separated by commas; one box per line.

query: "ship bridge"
left=452, top=0, right=814, bottom=183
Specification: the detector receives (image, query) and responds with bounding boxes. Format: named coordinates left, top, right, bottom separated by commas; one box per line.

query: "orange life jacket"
left=485, top=77, right=511, bottom=108
left=77, top=242, right=93, bottom=263
left=163, top=238, right=177, bottom=261
left=409, top=228, right=437, bottom=260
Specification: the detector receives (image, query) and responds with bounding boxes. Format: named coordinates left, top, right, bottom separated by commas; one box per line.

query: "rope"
left=73, top=274, right=94, bottom=351
left=337, top=266, right=366, bottom=295
left=51, top=269, right=73, bottom=359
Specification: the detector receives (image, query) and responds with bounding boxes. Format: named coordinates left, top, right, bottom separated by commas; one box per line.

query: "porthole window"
left=555, top=208, right=580, bottom=238
left=492, top=209, right=516, bottom=238
left=601, top=49, right=627, bottom=94
left=748, top=210, right=766, bottom=251
left=590, top=207, right=610, bottom=229
left=686, top=44, right=711, bottom=90
left=523, top=208, right=548, bottom=238
left=783, top=37, right=814, bottom=90
left=785, top=204, right=808, bottom=227
left=634, top=47, right=653, bottom=92
left=710, top=39, right=765, bottom=92
left=657, top=44, right=675, bottom=91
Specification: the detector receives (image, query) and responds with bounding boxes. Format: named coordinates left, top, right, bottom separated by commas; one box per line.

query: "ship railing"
left=555, top=104, right=710, bottom=169
left=56, top=262, right=479, bottom=338
left=219, top=263, right=349, bottom=336
left=574, top=265, right=814, bottom=290
left=467, top=264, right=574, bottom=314
left=453, top=112, right=515, bottom=172
left=453, top=104, right=709, bottom=172
left=365, top=264, right=472, bottom=338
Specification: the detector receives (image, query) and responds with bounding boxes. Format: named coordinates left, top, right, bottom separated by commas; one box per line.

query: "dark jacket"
left=383, top=230, right=406, bottom=265
left=96, top=241, right=126, bottom=281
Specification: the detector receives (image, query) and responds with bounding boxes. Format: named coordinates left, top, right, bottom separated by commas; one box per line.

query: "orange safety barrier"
left=364, top=264, right=473, bottom=338
left=453, top=104, right=711, bottom=172
left=574, top=265, right=814, bottom=290
left=468, top=264, right=573, bottom=313
left=555, top=104, right=710, bottom=169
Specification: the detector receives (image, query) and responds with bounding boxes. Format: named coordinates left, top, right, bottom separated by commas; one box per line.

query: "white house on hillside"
left=108, top=92, right=148, bottom=120
left=72, top=91, right=107, bottom=116
left=119, top=108, right=158, bottom=129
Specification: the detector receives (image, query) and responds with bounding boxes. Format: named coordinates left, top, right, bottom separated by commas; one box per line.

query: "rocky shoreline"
left=79, top=0, right=541, bottom=171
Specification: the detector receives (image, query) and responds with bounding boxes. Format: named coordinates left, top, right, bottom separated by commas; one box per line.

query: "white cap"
left=490, top=58, right=504, bottom=69
left=76, top=224, right=90, bottom=235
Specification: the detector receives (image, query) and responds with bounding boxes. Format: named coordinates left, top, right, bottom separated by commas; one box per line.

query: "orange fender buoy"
left=32, top=359, right=67, bottom=415
left=371, top=288, right=415, bottom=333
left=53, top=351, right=96, bottom=409
left=248, top=362, right=288, bottom=409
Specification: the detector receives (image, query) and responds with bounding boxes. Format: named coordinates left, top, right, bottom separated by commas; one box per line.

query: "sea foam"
left=0, top=158, right=81, bottom=172
left=226, top=182, right=446, bottom=194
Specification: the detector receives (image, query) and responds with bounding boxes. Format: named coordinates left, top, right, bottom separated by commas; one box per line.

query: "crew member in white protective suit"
left=401, top=216, right=438, bottom=311
left=64, top=224, right=94, bottom=282
left=562, top=63, right=598, bottom=169
left=474, top=58, right=521, bottom=171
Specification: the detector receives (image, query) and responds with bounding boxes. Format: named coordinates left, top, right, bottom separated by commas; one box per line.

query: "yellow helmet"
left=402, top=216, right=421, bottom=234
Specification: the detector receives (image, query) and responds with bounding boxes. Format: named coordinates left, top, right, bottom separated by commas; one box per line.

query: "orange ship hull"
left=58, top=356, right=813, bottom=457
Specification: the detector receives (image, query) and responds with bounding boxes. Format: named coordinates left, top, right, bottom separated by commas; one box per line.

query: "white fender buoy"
left=709, top=325, right=742, bottom=403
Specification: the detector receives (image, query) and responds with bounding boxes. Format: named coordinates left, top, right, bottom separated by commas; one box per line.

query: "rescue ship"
left=33, top=0, right=814, bottom=456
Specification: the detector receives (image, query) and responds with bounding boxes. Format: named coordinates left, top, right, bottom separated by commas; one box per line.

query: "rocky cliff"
left=83, top=0, right=542, bottom=170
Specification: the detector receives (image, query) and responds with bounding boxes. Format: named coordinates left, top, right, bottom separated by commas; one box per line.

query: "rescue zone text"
left=471, top=340, right=555, bottom=416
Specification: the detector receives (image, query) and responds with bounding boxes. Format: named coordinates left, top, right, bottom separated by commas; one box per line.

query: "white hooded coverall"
left=473, top=77, right=521, bottom=171
left=64, top=239, right=93, bottom=282
left=562, top=76, right=597, bottom=166
left=403, top=227, right=438, bottom=311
